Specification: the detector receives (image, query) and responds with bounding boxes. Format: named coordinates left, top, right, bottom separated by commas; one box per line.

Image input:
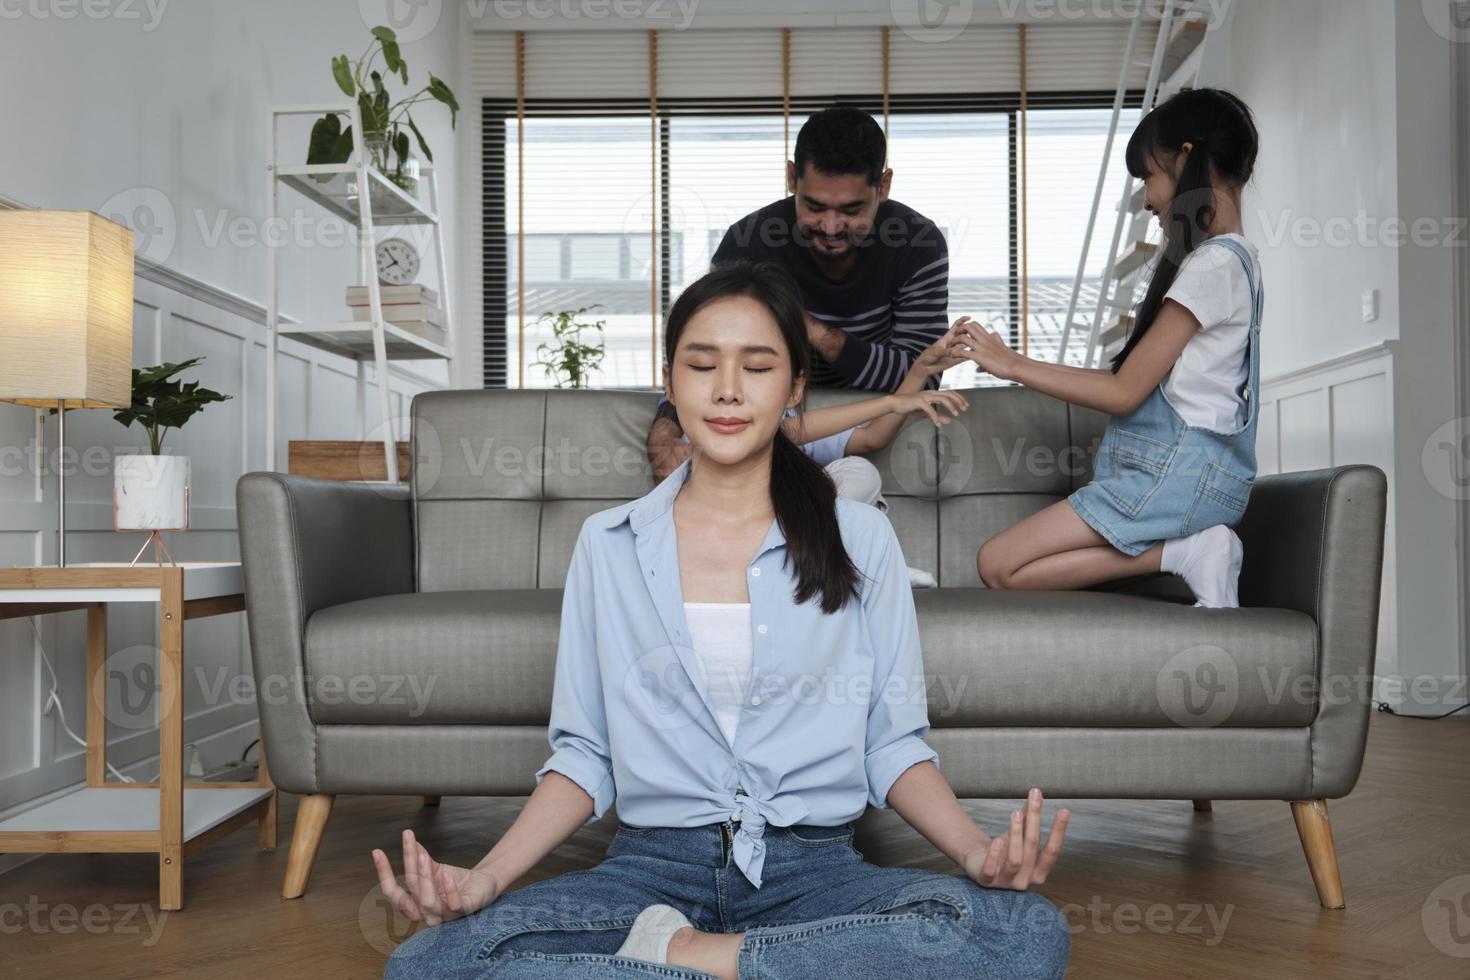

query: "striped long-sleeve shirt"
left=655, top=196, right=949, bottom=423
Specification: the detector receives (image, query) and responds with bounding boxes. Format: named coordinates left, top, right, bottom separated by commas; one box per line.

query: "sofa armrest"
left=1235, top=464, right=1388, bottom=798
left=235, top=472, right=415, bottom=792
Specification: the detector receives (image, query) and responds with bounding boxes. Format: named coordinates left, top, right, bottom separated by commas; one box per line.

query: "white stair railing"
left=1057, top=0, right=1217, bottom=369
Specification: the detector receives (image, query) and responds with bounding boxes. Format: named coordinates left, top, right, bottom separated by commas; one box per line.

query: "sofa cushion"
left=917, top=590, right=1320, bottom=728
left=304, top=587, right=1318, bottom=729
left=304, top=590, right=560, bottom=725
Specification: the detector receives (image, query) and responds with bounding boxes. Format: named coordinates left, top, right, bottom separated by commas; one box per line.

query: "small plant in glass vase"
left=111, top=357, right=231, bottom=566
left=305, top=24, right=459, bottom=195
left=531, top=305, right=608, bottom=389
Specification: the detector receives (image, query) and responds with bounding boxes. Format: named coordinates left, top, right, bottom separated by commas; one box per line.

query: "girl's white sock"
left=1161, top=525, right=1244, bottom=608
left=614, top=904, right=695, bottom=965
left=908, top=565, right=937, bottom=589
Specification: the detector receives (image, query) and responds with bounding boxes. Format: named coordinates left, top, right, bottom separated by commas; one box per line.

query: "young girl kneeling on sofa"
left=949, top=87, right=1263, bottom=608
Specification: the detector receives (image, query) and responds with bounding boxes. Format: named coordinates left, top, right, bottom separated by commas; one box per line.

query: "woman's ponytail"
left=1110, top=87, right=1259, bottom=373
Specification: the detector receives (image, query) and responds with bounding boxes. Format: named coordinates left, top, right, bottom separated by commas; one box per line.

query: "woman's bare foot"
left=665, top=925, right=744, bottom=980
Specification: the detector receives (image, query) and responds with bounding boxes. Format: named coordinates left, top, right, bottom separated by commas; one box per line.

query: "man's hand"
left=960, top=788, right=1069, bottom=891
left=805, top=312, right=846, bottom=363
left=648, top=417, right=692, bottom=482
left=371, top=828, right=502, bottom=927
left=948, top=316, right=1023, bottom=381
left=914, top=317, right=983, bottom=377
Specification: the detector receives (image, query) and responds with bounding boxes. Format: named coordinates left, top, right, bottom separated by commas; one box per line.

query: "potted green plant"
left=531, top=305, right=608, bottom=389
left=306, top=25, right=459, bottom=193
left=111, top=358, right=231, bottom=535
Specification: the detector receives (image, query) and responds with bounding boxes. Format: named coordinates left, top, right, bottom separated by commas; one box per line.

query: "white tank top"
left=681, top=601, right=753, bottom=747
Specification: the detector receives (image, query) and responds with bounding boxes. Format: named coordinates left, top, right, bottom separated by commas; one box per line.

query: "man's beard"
left=798, top=226, right=864, bottom=259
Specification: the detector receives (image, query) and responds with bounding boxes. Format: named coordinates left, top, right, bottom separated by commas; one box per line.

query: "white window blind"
left=474, top=23, right=1152, bottom=389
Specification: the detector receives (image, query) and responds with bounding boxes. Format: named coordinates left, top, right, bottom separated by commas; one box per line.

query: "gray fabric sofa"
left=235, top=386, right=1387, bottom=908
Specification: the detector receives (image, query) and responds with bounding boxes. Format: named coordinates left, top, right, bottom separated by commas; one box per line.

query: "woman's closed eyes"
left=689, top=365, right=774, bottom=373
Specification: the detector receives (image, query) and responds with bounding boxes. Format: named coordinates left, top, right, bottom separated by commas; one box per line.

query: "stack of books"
left=345, top=284, right=446, bottom=347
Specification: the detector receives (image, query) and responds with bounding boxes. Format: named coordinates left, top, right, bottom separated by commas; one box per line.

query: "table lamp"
left=0, top=210, right=135, bottom=567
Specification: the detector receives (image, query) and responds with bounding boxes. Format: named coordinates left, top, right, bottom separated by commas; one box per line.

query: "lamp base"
left=127, top=531, right=179, bottom=567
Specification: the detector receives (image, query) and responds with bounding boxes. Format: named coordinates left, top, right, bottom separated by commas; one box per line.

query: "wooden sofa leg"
left=283, top=794, right=334, bottom=900
left=422, top=795, right=441, bottom=807
left=1192, top=799, right=1213, bottom=812
left=1290, top=799, right=1345, bottom=909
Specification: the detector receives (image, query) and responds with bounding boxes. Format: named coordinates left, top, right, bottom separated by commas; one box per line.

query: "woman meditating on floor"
left=373, top=259, right=1072, bottom=979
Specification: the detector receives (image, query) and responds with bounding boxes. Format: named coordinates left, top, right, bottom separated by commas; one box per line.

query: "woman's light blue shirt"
left=534, top=455, right=940, bottom=889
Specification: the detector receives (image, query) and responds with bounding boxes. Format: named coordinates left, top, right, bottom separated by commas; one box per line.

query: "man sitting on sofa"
left=647, top=105, right=951, bottom=481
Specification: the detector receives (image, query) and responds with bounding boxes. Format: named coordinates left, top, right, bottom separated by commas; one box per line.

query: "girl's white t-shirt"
left=682, top=601, right=753, bottom=748
left=1159, top=233, right=1260, bottom=433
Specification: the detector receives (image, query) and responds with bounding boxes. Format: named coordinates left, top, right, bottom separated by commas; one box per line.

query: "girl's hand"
left=371, top=829, right=503, bottom=927
left=913, top=317, right=980, bottom=375
left=891, top=389, right=970, bottom=427
left=948, top=318, right=1023, bottom=381
left=960, top=788, right=1069, bottom=891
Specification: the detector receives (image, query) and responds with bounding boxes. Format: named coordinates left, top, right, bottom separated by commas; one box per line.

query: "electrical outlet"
left=1361, top=289, right=1378, bottom=323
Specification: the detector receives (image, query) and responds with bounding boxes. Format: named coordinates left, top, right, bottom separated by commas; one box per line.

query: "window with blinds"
left=474, top=25, right=1148, bottom=390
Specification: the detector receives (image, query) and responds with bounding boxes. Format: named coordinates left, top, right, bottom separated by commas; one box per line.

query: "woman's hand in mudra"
left=372, top=828, right=502, bottom=926
left=961, top=788, right=1069, bottom=891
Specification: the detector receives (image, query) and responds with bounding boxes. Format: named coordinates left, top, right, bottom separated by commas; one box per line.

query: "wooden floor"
left=3, top=712, right=1467, bottom=979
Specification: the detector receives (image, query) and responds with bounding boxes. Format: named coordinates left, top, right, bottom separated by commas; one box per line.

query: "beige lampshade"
left=0, top=210, right=135, bottom=409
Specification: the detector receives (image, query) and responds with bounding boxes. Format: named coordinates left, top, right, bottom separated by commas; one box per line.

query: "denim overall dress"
left=1068, top=235, right=1263, bottom=557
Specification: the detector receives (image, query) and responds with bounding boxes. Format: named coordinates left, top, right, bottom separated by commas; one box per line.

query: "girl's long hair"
left=1111, top=87, right=1259, bottom=373
left=663, top=259, right=861, bottom=614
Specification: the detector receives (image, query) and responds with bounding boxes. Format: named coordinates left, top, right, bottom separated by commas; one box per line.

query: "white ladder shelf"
left=263, top=102, right=456, bottom=483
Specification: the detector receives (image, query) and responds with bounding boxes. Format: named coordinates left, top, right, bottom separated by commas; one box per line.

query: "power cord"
left=28, top=615, right=245, bottom=783
left=28, top=615, right=138, bottom=783
left=1375, top=700, right=1470, bottom=720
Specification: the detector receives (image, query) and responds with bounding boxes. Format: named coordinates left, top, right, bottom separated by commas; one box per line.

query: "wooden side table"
left=0, top=562, right=276, bottom=910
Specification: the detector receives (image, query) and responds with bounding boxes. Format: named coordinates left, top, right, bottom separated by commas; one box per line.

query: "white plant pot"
left=114, top=454, right=190, bottom=531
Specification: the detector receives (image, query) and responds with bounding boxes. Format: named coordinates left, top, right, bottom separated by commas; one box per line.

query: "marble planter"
left=113, top=454, right=190, bottom=531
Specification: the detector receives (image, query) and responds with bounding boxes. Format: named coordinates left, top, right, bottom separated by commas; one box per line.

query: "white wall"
left=1222, top=0, right=1400, bottom=374
left=0, top=0, right=462, bottom=366
left=0, top=0, right=463, bottom=874
left=1225, top=0, right=1466, bottom=714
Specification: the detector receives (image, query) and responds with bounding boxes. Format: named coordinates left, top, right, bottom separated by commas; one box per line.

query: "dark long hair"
left=1111, top=87, right=1259, bottom=373
left=663, top=260, right=862, bottom=614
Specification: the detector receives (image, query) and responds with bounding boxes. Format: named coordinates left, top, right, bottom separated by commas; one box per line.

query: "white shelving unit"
left=264, top=102, right=455, bottom=482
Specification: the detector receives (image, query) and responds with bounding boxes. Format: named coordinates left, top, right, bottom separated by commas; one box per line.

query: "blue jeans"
left=384, top=820, right=1070, bottom=978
